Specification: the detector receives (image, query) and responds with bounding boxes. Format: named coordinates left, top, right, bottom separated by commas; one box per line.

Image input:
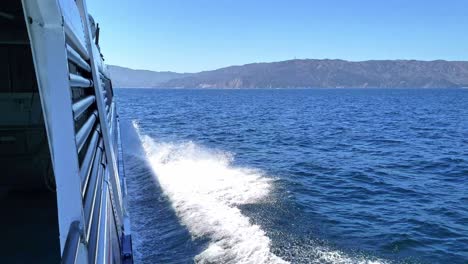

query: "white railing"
left=66, top=44, right=91, bottom=72
left=72, top=95, right=95, bottom=120
left=22, top=0, right=130, bottom=262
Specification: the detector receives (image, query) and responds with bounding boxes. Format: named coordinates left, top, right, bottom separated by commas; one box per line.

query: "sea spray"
left=134, top=121, right=288, bottom=264
left=133, top=121, right=390, bottom=264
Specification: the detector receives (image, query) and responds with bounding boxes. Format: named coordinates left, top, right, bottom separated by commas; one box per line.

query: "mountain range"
left=108, top=65, right=191, bottom=88
left=109, top=59, right=468, bottom=89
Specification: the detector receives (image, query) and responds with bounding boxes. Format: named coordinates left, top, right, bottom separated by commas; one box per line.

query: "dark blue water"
left=116, top=88, right=468, bottom=264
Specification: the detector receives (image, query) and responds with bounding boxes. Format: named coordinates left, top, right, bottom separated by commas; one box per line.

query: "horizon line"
left=111, top=58, right=468, bottom=74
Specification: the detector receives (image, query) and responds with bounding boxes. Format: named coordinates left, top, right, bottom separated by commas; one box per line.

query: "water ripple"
left=117, top=88, right=468, bottom=264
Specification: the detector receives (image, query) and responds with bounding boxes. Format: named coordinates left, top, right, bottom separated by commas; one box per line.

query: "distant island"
left=109, top=59, right=468, bottom=89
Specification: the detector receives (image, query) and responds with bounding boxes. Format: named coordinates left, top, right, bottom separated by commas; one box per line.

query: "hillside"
left=111, top=60, right=468, bottom=89
left=108, top=65, right=190, bottom=88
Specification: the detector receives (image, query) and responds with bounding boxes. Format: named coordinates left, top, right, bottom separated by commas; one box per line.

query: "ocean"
left=116, top=88, right=468, bottom=264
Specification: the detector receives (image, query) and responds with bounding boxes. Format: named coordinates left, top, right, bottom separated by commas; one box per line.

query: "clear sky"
left=87, top=0, right=468, bottom=73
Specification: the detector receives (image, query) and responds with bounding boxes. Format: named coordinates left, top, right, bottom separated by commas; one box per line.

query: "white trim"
left=77, top=0, right=125, bottom=226
left=21, top=0, right=86, bottom=254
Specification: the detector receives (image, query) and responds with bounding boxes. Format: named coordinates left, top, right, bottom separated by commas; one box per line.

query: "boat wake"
left=133, top=121, right=390, bottom=264
left=133, top=121, right=288, bottom=264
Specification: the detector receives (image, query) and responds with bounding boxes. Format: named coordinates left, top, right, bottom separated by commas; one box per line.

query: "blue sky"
left=87, top=0, right=468, bottom=73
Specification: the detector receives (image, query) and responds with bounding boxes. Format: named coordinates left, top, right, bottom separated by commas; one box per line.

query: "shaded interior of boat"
left=0, top=1, right=60, bottom=262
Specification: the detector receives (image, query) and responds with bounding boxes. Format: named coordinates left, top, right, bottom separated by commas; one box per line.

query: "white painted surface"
left=21, top=0, right=86, bottom=255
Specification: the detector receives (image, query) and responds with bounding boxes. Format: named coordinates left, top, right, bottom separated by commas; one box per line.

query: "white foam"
left=133, top=121, right=389, bottom=264
left=134, top=121, right=288, bottom=264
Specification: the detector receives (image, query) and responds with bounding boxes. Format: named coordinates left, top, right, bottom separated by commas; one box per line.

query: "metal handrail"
left=64, top=19, right=89, bottom=61
left=76, top=110, right=97, bottom=153
left=99, top=73, right=107, bottom=81
left=87, top=154, right=106, bottom=263
left=66, top=44, right=91, bottom=72
left=61, top=221, right=81, bottom=264
left=96, top=174, right=109, bottom=264
left=107, top=105, right=112, bottom=122
left=80, top=128, right=100, bottom=194
left=109, top=103, right=114, bottom=133
left=84, top=144, right=104, bottom=241
left=70, top=73, right=93, bottom=88
left=98, top=66, right=109, bottom=79
left=72, top=95, right=95, bottom=120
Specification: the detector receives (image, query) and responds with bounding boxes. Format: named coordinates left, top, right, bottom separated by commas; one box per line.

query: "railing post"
left=75, top=0, right=125, bottom=233
left=21, top=0, right=87, bottom=254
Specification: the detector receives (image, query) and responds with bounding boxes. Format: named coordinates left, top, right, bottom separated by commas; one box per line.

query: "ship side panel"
left=21, top=0, right=86, bottom=254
